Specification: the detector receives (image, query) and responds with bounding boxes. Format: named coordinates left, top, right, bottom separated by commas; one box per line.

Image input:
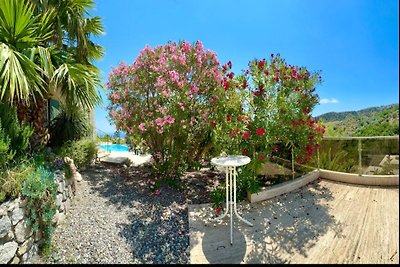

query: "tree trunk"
left=16, top=100, right=31, bottom=123
left=30, top=98, right=50, bottom=151
left=15, top=98, right=50, bottom=152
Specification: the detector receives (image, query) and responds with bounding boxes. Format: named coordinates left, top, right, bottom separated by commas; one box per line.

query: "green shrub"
left=0, top=122, right=15, bottom=168
left=210, top=186, right=225, bottom=209
left=60, top=138, right=97, bottom=170
left=0, top=160, right=34, bottom=202
left=22, top=166, right=57, bottom=253
left=312, top=148, right=357, bottom=172
left=49, top=107, right=91, bottom=147
left=0, top=102, right=33, bottom=164
left=210, top=166, right=261, bottom=209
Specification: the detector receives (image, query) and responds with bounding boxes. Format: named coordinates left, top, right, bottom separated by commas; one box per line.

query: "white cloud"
left=320, top=98, right=339, bottom=104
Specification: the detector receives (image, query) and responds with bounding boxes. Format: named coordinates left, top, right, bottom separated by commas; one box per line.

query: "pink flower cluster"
left=107, top=40, right=225, bottom=139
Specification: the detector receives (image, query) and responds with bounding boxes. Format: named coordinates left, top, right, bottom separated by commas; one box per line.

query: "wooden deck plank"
left=189, top=179, right=399, bottom=264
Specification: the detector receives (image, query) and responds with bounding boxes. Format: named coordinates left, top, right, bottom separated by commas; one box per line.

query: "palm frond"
left=50, top=63, right=102, bottom=112
left=0, top=43, right=45, bottom=102
left=28, top=46, right=54, bottom=79
left=85, top=17, right=104, bottom=37
left=70, top=0, right=95, bottom=15
left=0, top=0, right=36, bottom=47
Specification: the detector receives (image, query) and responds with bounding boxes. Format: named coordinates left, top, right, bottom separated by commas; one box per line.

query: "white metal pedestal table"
left=211, top=155, right=253, bottom=245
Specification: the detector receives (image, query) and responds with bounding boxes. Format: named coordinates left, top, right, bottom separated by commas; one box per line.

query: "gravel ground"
left=29, top=162, right=224, bottom=264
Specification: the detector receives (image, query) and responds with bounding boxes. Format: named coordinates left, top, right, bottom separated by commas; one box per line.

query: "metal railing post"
left=291, top=147, right=295, bottom=180
left=358, top=139, right=362, bottom=176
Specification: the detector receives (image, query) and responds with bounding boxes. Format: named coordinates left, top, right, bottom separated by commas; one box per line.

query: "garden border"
left=247, top=170, right=320, bottom=203
left=319, top=169, right=399, bottom=186
left=247, top=169, right=399, bottom=203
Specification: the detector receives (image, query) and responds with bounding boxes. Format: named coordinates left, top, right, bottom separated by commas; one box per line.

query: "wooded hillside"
left=316, top=104, right=399, bottom=136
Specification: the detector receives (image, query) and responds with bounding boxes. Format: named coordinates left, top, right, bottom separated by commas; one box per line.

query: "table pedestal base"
left=212, top=166, right=253, bottom=245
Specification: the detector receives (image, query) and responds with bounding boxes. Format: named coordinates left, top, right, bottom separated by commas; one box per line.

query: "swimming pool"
left=99, top=144, right=129, bottom=152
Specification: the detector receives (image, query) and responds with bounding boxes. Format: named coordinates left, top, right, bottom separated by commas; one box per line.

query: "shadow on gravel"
left=81, top=163, right=224, bottom=208
left=243, top=179, right=344, bottom=263
left=189, top=178, right=344, bottom=264
left=81, top=163, right=344, bottom=264
left=80, top=163, right=192, bottom=263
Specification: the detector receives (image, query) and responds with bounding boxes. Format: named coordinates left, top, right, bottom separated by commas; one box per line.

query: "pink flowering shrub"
left=106, top=41, right=226, bottom=179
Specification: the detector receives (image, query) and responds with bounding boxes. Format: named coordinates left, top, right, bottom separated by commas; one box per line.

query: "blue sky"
left=91, top=0, right=399, bottom=135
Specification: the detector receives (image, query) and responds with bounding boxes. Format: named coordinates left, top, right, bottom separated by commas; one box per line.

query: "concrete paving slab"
left=189, top=179, right=399, bottom=264
left=100, top=152, right=152, bottom=166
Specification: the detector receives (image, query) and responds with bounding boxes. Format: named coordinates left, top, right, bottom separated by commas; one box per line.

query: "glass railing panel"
left=315, top=139, right=360, bottom=174
left=362, top=138, right=399, bottom=175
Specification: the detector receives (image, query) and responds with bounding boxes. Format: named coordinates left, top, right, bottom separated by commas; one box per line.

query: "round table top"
left=211, top=155, right=251, bottom=167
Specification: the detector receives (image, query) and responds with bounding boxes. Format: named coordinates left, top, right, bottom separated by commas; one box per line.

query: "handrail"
left=319, top=135, right=398, bottom=176
left=94, top=127, right=113, bottom=152
left=323, top=135, right=399, bottom=140
left=95, top=127, right=112, bottom=137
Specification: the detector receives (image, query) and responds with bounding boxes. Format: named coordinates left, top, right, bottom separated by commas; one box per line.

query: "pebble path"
left=30, top=163, right=192, bottom=264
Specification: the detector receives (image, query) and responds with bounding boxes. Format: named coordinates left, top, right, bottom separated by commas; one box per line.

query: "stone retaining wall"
left=0, top=170, right=74, bottom=264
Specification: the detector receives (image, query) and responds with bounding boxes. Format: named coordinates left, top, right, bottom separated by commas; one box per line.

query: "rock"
left=0, top=241, right=18, bottom=264
left=54, top=172, right=64, bottom=183
left=62, top=191, right=67, bottom=201
left=19, top=199, right=27, bottom=208
left=14, top=218, right=32, bottom=243
left=52, top=210, right=65, bottom=225
left=33, top=230, right=42, bottom=242
left=0, top=216, right=12, bottom=239
left=64, top=199, right=70, bottom=213
left=52, top=210, right=60, bottom=225
left=76, top=172, right=83, bottom=182
left=11, top=208, right=25, bottom=225
left=58, top=212, right=66, bottom=224
left=17, top=237, right=34, bottom=256
left=59, top=202, right=65, bottom=212
left=0, top=205, right=7, bottom=216
left=57, top=181, right=65, bottom=193
left=4, top=230, right=14, bottom=242
left=10, top=256, right=20, bottom=264
left=7, top=199, right=19, bottom=212
left=21, top=242, right=38, bottom=263
left=56, top=194, right=63, bottom=207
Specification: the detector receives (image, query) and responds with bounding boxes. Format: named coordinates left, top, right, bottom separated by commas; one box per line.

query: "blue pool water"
left=99, top=144, right=129, bottom=152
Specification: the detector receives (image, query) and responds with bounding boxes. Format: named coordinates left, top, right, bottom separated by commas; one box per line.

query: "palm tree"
left=29, top=0, right=105, bottom=114
left=0, top=0, right=104, bottom=150
left=0, top=0, right=52, bottom=103
left=29, top=0, right=105, bottom=64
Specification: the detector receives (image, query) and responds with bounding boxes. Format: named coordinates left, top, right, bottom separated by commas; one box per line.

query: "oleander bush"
left=107, top=40, right=227, bottom=179
left=210, top=54, right=325, bottom=207
left=106, top=40, right=326, bottom=210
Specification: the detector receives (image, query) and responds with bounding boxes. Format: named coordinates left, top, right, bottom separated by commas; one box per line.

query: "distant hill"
left=315, top=104, right=399, bottom=137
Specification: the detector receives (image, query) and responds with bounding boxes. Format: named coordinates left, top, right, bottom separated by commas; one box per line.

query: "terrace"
left=91, top=135, right=399, bottom=264
left=188, top=135, right=399, bottom=264
left=189, top=178, right=398, bottom=264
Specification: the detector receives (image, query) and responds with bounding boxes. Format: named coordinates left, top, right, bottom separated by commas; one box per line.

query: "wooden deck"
left=189, top=179, right=399, bottom=264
